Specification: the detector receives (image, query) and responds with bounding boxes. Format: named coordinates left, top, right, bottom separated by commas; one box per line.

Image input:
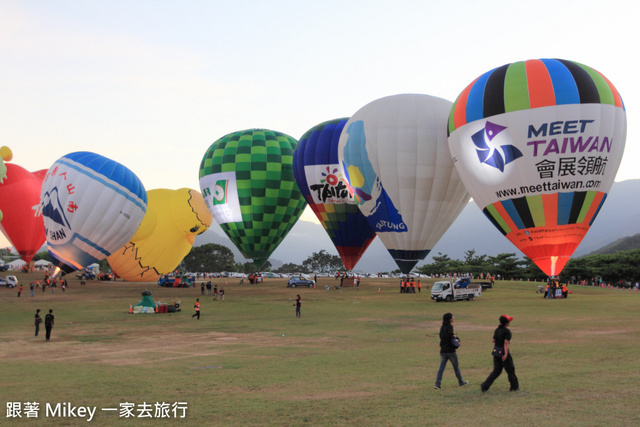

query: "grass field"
left=1, top=272, right=639, bottom=426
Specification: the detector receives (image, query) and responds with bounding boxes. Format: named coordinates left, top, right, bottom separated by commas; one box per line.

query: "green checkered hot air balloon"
left=199, top=129, right=307, bottom=268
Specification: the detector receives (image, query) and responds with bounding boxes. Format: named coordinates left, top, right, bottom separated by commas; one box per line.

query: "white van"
left=0, top=275, right=19, bottom=288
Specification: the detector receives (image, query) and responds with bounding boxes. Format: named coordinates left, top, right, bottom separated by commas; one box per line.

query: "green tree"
left=181, top=243, right=236, bottom=273
left=486, top=253, right=526, bottom=280
left=302, top=250, right=342, bottom=273
left=418, top=253, right=465, bottom=276
left=32, top=251, right=50, bottom=262
left=236, top=260, right=272, bottom=274
left=99, top=258, right=110, bottom=274
left=419, top=253, right=452, bottom=276
left=274, top=263, right=305, bottom=273
left=463, top=249, right=488, bottom=276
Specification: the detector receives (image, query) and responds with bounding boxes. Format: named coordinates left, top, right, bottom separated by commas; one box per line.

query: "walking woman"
left=434, top=313, right=468, bottom=389
left=480, top=314, right=519, bottom=392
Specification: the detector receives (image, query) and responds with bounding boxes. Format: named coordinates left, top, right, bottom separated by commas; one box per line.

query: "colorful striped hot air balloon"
left=199, top=129, right=307, bottom=268
left=447, top=58, right=626, bottom=277
left=293, top=119, right=377, bottom=270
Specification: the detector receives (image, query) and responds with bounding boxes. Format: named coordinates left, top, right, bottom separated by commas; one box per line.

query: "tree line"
left=23, top=245, right=640, bottom=285
left=417, top=249, right=640, bottom=285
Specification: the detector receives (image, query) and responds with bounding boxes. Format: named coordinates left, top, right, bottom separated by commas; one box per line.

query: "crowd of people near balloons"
left=18, top=273, right=71, bottom=298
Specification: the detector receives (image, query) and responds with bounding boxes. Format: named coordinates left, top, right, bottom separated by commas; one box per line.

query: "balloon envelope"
left=108, top=188, right=213, bottom=281
left=199, top=129, right=307, bottom=268
left=447, top=59, right=626, bottom=276
left=294, top=118, right=377, bottom=270
left=338, top=94, right=470, bottom=273
left=0, top=163, right=47, bottom=263
left=40, top=152, right=147, bottom=274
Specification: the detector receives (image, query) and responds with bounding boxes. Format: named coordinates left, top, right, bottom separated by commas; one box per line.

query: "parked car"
left=76, top=268, right=96, bottom=280
left=287, top=276, right=315, bottom=288
left=431, top=280, right=482, bottom=302
left=0, top=275, right=19, bottom=288
left=97, top=272, right=113, bottom=281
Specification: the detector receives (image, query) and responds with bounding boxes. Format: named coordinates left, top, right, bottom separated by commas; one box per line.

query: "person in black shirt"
left=434, top=313, right=468, bottom=389
left=44, top=309, right=55, bottom=341
left=481, top=314, right=520, bottom=392
left=294, top=295, right=302, bottom=318
left=34, top=309, right=42, bottom=337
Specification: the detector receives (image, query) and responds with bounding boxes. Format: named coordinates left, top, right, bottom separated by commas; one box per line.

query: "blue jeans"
left=435, top=352, right=465, bottom=387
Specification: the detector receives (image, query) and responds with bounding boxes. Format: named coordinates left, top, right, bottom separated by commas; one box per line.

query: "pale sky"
left=1, top=0, right=638, bottom=250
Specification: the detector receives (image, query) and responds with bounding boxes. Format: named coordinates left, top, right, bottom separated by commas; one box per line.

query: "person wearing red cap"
left=480, top=314, right=519, bottom=392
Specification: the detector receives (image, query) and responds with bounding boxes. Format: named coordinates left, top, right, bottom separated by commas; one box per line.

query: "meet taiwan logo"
left=472, top=122, right=523, bottom=172
left=309, top=166, right=353, bottom=204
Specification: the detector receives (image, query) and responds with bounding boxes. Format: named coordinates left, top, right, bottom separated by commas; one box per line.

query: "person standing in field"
left=294, top=295, right=302, bottom=318
left=18, top=284, right=23, bottom=297
left=192, top=298, right=200, bottom=319
left=34, top=309, right=42, bottom=337
left=434, top=312, right=468, bottom=389
left=44, top=309, right=54, bottom=341
left=220, top=288, right=225, bottom=301
left=481, top=314, right=520, bottom=392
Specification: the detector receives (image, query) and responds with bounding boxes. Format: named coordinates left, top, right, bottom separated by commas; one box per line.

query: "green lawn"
left=1, top=273, right=638, bottom=426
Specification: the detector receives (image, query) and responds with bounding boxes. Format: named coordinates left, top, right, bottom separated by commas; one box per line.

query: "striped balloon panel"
left=482, top=190, right=606, bottom=235
left=482, top=190, right=606, bottom=276
left=448, top=59, right=625, bottom=135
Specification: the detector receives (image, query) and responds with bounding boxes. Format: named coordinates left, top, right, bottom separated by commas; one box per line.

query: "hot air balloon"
left=199, top=129, right=307, bottom=268
left=107, top=188, right=213, bottom=281
left=447, top=59, right=626, bottom=277
left=40, top=152, right=147, bottom=274
left=0, top=146, right=12, bottom=223
left=337, top=94, right=470, bottom=273
left=293, top=118, right=377, bottom=270
left=0, top=160, right=47, bottom=263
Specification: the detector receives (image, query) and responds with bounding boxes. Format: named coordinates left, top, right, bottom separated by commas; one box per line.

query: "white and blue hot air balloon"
left=40, top=152, right=147, bottom=274
left=337, top=94, right=470, bottom=274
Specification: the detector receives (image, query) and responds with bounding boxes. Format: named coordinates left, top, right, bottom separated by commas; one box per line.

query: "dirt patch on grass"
left=0, top=328, right=332, bottom=366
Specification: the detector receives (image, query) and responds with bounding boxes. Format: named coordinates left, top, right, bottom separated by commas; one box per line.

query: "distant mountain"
left=194, top=179, right=640, bottom=273
left=587, top=233, right=640, bottom=255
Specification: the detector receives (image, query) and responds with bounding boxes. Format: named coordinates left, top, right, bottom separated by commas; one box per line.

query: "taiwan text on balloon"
left=294, top=118, right=377, bottom=270
left=447, top=59, right=626, bottom=277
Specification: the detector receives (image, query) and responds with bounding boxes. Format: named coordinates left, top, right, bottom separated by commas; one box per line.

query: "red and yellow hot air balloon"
left=447, top=59, right=626, bottom=277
